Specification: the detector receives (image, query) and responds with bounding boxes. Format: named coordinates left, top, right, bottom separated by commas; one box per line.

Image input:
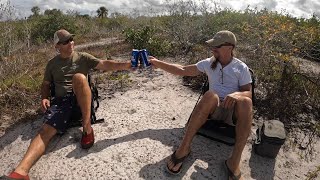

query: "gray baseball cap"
left=206, top=30, right=237, bottom=47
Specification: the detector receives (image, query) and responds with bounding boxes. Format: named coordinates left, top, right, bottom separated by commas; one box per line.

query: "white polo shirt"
left=196, top=57, right=252, bottom=100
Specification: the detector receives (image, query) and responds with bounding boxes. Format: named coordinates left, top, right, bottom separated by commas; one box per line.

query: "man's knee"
left=72, top=73, right=87, bottom=85
left=38, top=124, right=57, bottom=141
left=203, top=90, right=219, bottom=102
left=72, top=73, right=90, bottom=94
left=197, top=91, right=219, bottom=114
left=234, top=97, right=252, bottom=124
left=236, top=97, right=252, bottom=110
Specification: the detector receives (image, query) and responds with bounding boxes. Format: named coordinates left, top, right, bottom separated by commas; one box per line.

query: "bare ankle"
left=176, top=146, right=191, bottom=157
left=13, top=168, right=28, bottom=176
left=226, top=159, right=240, bottom=174
left=83, top=126, right=92, bottom=134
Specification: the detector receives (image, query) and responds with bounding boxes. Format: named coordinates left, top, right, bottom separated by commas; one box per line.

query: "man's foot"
left=81, top=127, right=94, bottom=149
left=0, top=172, right=30, bottom=180
left=224, top=160, right=242, bottom=180
left=166, top=150, right=190, bottom=175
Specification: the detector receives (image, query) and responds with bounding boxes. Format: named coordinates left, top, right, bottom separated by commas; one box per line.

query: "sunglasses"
left=212, top=43, right=234, bottom=49
left=58, top=37, right=73, bottom=45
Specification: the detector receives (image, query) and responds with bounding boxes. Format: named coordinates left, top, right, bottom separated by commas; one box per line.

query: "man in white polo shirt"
left=149, top=30, right=252, bottom=180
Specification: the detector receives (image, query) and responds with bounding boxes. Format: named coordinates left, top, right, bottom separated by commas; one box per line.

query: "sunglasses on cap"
left=58, top=37, right=73, bottom=45
left=212, top=42, right=234, bottom=49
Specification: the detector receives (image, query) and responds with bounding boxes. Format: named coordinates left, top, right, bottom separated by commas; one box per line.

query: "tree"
left=96, top=6, right=108, bottom=18
left=31, top=6, right=40, bottom=16
left=31, top=9, right=77, bottom=44
left=44, top=8, right=63, bottom=16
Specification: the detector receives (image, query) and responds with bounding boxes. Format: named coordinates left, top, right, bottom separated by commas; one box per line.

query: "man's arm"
left=223, top=83, right=252, bottom=109
left=41, top=81, right=51, bottom=112
left=41, top=81, right=51, bottom=100
left=95, top=60, right=131, bottom=71
left=233, top=84, right=252, bottom=99
left=149, top=57, right=202, bottom=77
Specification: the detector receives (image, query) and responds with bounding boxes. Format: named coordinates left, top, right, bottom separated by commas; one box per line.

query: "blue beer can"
left=140, top=49, right=151, bottom=67
left=131, top=49, right=140, bottom=68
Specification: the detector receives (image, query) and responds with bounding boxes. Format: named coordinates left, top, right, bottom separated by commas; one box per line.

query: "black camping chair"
left=50, top=73, right=104, bottom=128
left=186, top=69, right=255, bottom=146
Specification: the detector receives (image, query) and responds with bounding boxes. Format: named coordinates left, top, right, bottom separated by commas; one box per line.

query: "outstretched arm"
left=95, top=60, right=131, bottom=71
left=149, top=56, right=201, bottom=77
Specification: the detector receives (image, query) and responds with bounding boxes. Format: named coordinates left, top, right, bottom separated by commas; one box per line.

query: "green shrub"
left=30, top=13, right=78, bottom=44
left=123, top=26, right=172, bottom=56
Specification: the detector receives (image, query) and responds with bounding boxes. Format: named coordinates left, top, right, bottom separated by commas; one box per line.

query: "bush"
left=30, top=12, right=78, bottom=44
left=123, top=26, right=172, bottom=56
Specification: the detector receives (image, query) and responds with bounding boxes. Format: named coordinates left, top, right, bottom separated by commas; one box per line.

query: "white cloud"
left=1, top=0, right=318, bottom=19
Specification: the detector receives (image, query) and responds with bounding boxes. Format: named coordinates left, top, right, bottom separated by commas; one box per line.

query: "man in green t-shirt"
left=2, top=29, right=131, bottom=180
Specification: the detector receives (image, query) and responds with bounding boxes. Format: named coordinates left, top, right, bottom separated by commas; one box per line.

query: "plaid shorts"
left=43, top=94, right=81, bottom=134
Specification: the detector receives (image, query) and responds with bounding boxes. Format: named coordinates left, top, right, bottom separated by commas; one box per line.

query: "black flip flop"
left=224, top=160, right=242, bottom=180
left=166, top=150, right=190, bottom=175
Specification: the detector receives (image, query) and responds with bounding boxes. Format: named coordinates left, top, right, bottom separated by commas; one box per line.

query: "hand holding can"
left=140, top=49, right=151, bottom=68
left=131, top=49, right=140, bottom=69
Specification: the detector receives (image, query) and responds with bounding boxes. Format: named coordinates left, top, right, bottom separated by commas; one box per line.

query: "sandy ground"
left=0, top=66, right=319, bottom=180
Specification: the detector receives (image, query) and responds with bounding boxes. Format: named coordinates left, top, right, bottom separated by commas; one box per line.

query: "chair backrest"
left=88, top=73, right=100, bottom=112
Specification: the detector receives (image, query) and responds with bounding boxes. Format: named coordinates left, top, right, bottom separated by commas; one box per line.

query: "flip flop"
left=224, top=160, right=242, bottom=180
left=166, top=150, right=190, bottom=175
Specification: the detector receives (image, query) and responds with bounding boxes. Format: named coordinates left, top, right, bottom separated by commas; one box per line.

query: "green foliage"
left=123, top=26, right=172, bottom=56
left=30, top=12, right=78, bottom=44
left=1, top=75, right=41, bottom=92
left=106, top=13, right=130, bottom=30
left=75, top=16, right=96, bottom=35
left=30, top=6, right=40, bottom=17
left=123, top=26, right=154, bottom=49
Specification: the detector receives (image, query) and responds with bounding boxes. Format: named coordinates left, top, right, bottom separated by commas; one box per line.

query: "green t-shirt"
left=44, top=52, right=100, bottom=97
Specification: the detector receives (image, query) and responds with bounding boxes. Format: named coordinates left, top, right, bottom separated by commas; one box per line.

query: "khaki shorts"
left=209, top=106, right=236, bottom=126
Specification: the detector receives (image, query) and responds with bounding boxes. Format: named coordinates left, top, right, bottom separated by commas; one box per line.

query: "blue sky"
left=1, top=0, right=319, bottom=19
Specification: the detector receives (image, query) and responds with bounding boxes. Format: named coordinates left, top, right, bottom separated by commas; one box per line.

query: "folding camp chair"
left=186, top=69, right=255, bottom=146
left=50, top=73, right=104, bottom=128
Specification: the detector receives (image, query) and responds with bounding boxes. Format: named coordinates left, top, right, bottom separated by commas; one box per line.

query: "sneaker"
left=81, top=127, right=94, bottom=149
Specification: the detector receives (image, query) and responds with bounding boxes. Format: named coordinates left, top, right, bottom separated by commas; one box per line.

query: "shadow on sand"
left=0, top=115, right=83, bottom=155
left=0, top=114, right=42, bottom=151
left=65, top=127, right=276, bottom=179
left=1, top=120, right=276, bottom=179
left=249, top=147, right=276, bottom=180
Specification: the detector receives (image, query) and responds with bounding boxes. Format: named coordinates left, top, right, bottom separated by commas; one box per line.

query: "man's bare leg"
left=167, top=91, right=219, bottom=172
left=227, top=97, right=252, bottom=179
left=72, top=73, right=92, bottom=134
left=13, top=124, right=57, bottom=176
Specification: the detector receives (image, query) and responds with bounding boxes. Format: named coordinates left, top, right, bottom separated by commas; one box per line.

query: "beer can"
left=140, top=49, right=151, bottom=67
left=131, top=49, right=139, bottom=68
